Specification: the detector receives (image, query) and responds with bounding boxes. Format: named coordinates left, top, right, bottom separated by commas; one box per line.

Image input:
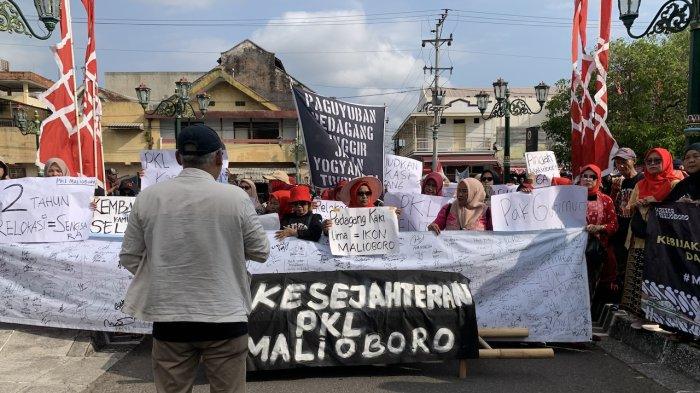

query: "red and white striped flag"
left=570, top=0, right=617, bottom=176
left=79, top=0, right=104, bottom=184
left=38, top=0, right=80, bottom=175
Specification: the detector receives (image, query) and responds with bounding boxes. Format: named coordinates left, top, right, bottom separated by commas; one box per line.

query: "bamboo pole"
left=477, top=328, right=529, bottom=338
left=459, top=359, right=468, bottom=378
left=478, top=348, right=554, bottom=359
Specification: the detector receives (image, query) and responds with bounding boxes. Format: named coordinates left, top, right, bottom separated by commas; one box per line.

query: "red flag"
left=570, top=0, right=588, bottom=177
left=79, top=0, right=104, bottom=183
left=38, top=0, right=79, bottom=175
left=570, top=0, right=617, bottom=176
left=591, top=0, right=618, bottom=174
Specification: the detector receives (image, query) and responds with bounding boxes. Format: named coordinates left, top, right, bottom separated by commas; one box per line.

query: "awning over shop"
left=227, top=166, right=296, bottom=182
left=106, top=122, right=144, bottom=130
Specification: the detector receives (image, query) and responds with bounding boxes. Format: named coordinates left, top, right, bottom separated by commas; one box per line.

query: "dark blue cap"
left=177, top=124, right=224, bottom=156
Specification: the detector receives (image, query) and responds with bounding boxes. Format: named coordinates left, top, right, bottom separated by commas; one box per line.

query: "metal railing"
left=0, top=118, right=16, bottom=127
left=400, top=136, right=492, bottom=155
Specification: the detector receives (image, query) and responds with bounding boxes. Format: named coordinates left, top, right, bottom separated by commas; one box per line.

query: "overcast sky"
left=1, top=0, right=653, bottom=133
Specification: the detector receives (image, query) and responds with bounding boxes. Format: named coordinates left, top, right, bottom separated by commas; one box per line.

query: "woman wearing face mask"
left=421, top=172, right=444, bottom=196
left=579, top=164, right=619, bottom=307
left=427, top=178, right=487, bottom=235
left=664, top=143, right=700, bottom=203
left=275, top=186, right=323, bottom=242
left=621, top=148, right=683, bottom=325
left=238, top=179, right=263, bottom=214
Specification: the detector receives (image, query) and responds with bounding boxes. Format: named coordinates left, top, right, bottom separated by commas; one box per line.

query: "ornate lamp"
left=534, top=82, right=550, bottom=107
left=135, top=83, right=151, bottom=110
left=493, top=78, right=508, bottom=101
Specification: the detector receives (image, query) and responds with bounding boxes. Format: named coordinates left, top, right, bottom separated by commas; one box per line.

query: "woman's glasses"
left=645, top=158, right=662, bottom=165
left=356, top=191, right=372, bottom=197
left=481, top=176, right=493, bottom=182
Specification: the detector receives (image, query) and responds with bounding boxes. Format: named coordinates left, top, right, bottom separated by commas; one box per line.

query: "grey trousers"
left=152, top=334, right=248, bottom=393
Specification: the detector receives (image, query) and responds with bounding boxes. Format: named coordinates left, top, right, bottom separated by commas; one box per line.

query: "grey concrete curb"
left=607, top=312, right=700, bottom=382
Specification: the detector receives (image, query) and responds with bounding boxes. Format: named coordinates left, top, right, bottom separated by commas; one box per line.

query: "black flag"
left=292, top=86, right=385, bottom=188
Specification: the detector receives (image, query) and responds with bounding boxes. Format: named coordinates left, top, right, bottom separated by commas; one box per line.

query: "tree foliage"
left=542, top=32, right=689, bottom=165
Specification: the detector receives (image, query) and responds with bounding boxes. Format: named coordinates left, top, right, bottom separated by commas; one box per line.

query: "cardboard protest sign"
left=0, top=177, right=95, bottom=243
left=383, top=154, right=422, bottom=194
left=140, top=149, right=229, bottom=189
left=490, top=185, right=587, bottom=231
left=383, top=192, right=452, bottom=231
left=293, top=86, right=385, bottom=188
left=328, top=207, right=399, bottom=256
left=91, top=196, right=134, bottom=237
left=313, top=200, right=347, bottom=220
left=642, top=203, right=700, bottom=336
left=525, top=151, right=560, bottom=188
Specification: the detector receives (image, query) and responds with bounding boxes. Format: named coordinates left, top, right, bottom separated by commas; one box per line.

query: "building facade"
left=0, top=63, right=53, bottom=177
left=393, top=87, right=552, bottom=180
left=1, top=40, right=309, bottom=198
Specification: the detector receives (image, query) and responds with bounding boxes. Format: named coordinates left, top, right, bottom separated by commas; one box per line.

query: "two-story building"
left=0, top=61, right=52, bottom=177
left=392, top=87, right=551, bottom=180
left=103, top=39, right=309, bottom=195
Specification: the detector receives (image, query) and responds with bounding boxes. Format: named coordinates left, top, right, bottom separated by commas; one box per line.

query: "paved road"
left=85, top=338, right=676, bottom=393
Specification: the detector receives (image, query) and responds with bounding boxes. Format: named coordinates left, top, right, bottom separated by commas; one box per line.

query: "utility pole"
left=422, top=9, right=453, bottom=172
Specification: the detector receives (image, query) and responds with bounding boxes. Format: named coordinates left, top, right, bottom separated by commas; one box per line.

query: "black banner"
left=247, top=270, right=479, bottom=370
left=292, top=86, right=385, bottom=188
left=642, top=203, right=700, bottom=336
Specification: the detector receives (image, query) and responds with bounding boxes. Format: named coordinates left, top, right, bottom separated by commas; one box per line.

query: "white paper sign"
left=140, top=149, right=229, bottom=189
left=328, top=207, right=399, bottom=256
left=0, top=229, right=591, bottom=342
left=383, top=154, right=422, bottom=193
left=383, top=191, right=452, bottom=231
left=312, top=200, right=347, bottom=220
left=258, top=213, right=280, bottom=231
left=443, top=182, right=458, bottom=197
left=525, top=151, right=560, bottom=188
left=0, top=177, right=95, bottom=243
left=91, top=197, right=135, bottom=237
left=488, top=184, right=519, bottom=196
left=490, top=185, right=587, bottom=231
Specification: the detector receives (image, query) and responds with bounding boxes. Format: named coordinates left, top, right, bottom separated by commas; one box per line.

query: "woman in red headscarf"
left=621, top=148, right=683, bottom=323
left=579, top=164, right=618, bottom=307
left=422, top=172, right=444, bottom=196
left=265, top=190, right=291, bottom=219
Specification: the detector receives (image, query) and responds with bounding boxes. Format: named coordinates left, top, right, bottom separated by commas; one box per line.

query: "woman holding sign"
left=428, top=178, right=487, bottom=235
left=276, top=186, right=323, bottom=242
left=622, top=148, right=683, bottom=323
left=579, top=164, right=619, bottom=307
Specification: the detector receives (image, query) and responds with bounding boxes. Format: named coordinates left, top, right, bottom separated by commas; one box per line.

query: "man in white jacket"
left=120, top=124, right=269, bottom=393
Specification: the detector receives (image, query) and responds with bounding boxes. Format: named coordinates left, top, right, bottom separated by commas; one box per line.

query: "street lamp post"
left=12, top=105, right=40, bottom=149
left=475, top=79, right=550, bottom=183
left=135, top=78, right=210, bottom=141
left=617, top=0, right=700, bottom=144
left=0, top=0, right=60, bottom=40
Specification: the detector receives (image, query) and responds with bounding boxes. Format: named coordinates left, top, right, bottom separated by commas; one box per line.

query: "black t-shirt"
left=152, top=322, right=247, bottom=342
left=280, top=212, right=323, bottom=242
left=613, top=172, right=644, bottom=237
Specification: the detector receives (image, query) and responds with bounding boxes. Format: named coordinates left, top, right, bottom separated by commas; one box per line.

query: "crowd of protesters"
left=3, top=134, right=699, bottom=337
